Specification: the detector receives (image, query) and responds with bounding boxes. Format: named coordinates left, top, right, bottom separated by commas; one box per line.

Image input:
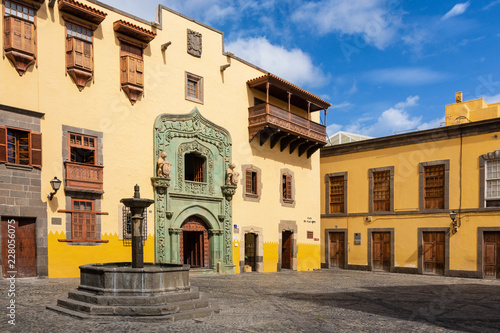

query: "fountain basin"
left=79, top=262, right=190, bottom=296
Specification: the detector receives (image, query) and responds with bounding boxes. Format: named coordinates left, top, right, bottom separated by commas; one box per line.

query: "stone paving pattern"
left=1, top=269, right=500, bottom=332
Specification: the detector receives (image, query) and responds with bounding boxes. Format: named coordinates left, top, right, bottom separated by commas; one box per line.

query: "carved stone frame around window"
left=185, top=72, right=203, bottom=104
left=368, top=166, right=394, bottom=213
left=479, top=150, right=500, bottom=209
left=280, top=168, right=295, bottom=208
left=324, top=171, right=348, bottom=216
left=241, top=164, right=262, bottom=202
left=419, top=160, right=450, bottom=213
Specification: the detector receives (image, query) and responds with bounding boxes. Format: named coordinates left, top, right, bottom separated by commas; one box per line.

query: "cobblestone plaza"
left=1, top=269, right=499, bottom=332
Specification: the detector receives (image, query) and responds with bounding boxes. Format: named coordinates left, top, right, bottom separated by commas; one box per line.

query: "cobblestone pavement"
left=1, top=269, right=500, bottom=332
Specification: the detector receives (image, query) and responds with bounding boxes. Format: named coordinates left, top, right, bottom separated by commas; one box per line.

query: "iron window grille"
left=122, top=206, right=148, bottom=240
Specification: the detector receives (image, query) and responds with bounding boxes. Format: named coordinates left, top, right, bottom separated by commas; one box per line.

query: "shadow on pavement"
left=278, top=283, right=500, bottom=332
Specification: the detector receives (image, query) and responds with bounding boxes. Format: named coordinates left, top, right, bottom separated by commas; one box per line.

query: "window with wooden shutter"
left=185, top=72, right=204, bottom=104
left=65, top=22, right=93, bottom=91
left=6, top=128, right=29, bottom=165
left=283, top=174, right=292, bottom=200
left=72, top=199, right=96, bottom=240
left=3, top=1, right=37, bottom=75
left=329, top=176, right=345, bottom=214
left=0, top=127, right=7, bottom=163
left=373, top=170, right=391, bottom=211
left=424, top=165, right=445, bottom=210
left=120, top=41, right=144, bottom=104
left=69, top=133, right=96, bottom=165
left=246, top=170, right=257, bottom=195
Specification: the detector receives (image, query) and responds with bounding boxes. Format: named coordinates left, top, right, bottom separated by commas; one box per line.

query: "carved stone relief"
left=175, top=141, right=214, bottom=195
left=187, top=29, right=202, bottom=57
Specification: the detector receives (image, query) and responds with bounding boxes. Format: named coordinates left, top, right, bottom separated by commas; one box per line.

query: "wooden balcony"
left=65, top=161, right=104, bottom=193
left=249, top=103, right=327, bottom=158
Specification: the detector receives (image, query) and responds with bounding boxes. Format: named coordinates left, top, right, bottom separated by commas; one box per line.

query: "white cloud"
left=335, top=96, right=443, bottom=137
left=365, top=67, right=449, bottom=86
left=442, top=2, right=470, bottom=21
left=226, top=37, right=328, bottom=88
left=481, top=94, right=500, bottom=104
left=291, top=0, right=403, bottom=49
left=483, top=0, right=500, bottom=10
left=326, top=124, right=343, bottom=137
left=330, top=102, right=352, bottom=109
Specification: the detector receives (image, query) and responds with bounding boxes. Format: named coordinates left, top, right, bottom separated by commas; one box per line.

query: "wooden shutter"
left=285, top=175, right=292, bottom=199
left=329, top=176, right=344, bottom=213
left=83, top=41, right=92, bottom=71
left=245, top=170, right=253, bottom=193
left=424, top=165, right=445, bottom=209
left=65, top=37, right=75, bottom=67
left=30, top=132, right=42, bottom=167
left=120, top=56, right=128, bottom=84
left=12, top=17, right=23, bottom=51
left=74, top=39, right=84, bottom=68
left=135, top=58, right=143, bottom=86
left=4, top=16, right=12, bottom=49
left=0, top=127, right=6, bottom=163
left=23, top=21, right=34, bottom=54
left=127, top=56, right=136, bottom=84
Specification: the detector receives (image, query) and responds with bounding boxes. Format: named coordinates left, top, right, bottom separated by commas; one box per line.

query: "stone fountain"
left=47, top=185, right=219, bottom=321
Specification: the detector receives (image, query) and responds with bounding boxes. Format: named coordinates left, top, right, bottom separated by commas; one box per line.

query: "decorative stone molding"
left=176, top=141, right=214, bottom=195
left=187, top=29, right=202, bottom=57
left=221, top=185, right=237, bottom=201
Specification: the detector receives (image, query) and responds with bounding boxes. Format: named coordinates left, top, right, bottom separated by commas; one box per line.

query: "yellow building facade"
left=320, top=94, right=500, bottom=279
left=0, top=0, right=328, bottom=278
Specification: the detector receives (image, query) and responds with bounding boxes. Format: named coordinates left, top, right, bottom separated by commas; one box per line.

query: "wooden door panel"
left=372, top=232, right=390, bottom=272
left=282, top=231, right=292, bottom=269
left=329, top=233, right=345, bottom=268
left=483, top=232, right=500, bottom=279
left=423, top=232, right=445, bottom=275
left=245, top=233, right=256, bottom=271
left=2, top=217, right=36, bottom=278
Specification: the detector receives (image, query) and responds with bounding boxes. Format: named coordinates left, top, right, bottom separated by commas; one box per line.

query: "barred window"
left=329, top=176, right=345, bottom=214
left=424, top=165, right=445, bottom=210
left=373, top=170, right=390, bottom=211
left=122, top=206, right=147, bottom=240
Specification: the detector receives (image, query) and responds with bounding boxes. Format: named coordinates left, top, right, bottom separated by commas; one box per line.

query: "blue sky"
left=101, top=0, right=500, bottom=138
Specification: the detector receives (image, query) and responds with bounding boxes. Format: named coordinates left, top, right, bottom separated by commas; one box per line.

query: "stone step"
left=46, top=301, right=219, bottom=322
left=69, top=287, right=200, bottom=306
left=56, top=293, right=211, bottom=316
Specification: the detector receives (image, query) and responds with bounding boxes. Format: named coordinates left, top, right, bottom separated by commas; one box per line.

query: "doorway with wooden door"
left=329, top=232, right=345, bottom=269
left=245, top=233, right=257, bottom=272
left=281, top=230, right=293, bottom=269
left=423, top=231, right=445, bottom=275
left=180, top=216, right=209, bottom=269
left=1, top=217, right=37, bottom=278
left=371, top=231, right=391, bottom=272
left=484, top=231, right=500, bottom=279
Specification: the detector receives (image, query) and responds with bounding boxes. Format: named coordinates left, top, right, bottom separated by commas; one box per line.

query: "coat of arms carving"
left=187, top=29, right=202, bottom=57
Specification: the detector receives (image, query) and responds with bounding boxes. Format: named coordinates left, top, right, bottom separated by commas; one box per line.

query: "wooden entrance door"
left=245, top=233, right=257, bottom=271
left=423, top=232, right=445, bottom=275
left=181, top=216, right=209, bottom=268
left=372, top=232, right=391, bottom=271
left=1, top=217, right=37, bottom=278
left=183, top=231, right=204, bottom=268
left=282, top=231, right=292, bottom=269
left=329, top=232, right=345, bottom=268
left=484, top=232, right=500, bottom=279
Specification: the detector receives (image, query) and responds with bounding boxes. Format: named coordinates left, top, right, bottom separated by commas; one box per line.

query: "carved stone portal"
left=153, top=108, right=235, bottom=273
left=187, top=29, right=202, bottom=57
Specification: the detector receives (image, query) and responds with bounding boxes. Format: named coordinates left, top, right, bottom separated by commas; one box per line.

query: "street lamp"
left=48, top=177, right=62, bottom=201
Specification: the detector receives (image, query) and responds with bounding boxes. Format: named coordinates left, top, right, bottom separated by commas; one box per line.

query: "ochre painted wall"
left=0, top=2, right=321, bottom=276
left=321, top=130, right=500, bottom=274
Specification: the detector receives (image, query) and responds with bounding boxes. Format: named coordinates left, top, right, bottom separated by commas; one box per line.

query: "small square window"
left=185, top=72, right=203, bottom=104
left=307, top=231, right=313, bottom=239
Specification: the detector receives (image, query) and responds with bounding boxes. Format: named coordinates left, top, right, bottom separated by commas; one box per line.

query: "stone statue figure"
left=157, top=152, right=172, bottom=177
left=226, top=163, right=239, bottom=186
